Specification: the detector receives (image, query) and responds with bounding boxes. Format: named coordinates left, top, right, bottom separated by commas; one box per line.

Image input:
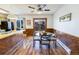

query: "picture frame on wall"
left=27, top=20, right=31, bottom=26
left=59, top=13, right=72, bottom=22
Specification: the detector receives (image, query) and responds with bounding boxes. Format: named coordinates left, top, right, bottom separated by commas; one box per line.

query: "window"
left=16, top=20, right=24, bottom=30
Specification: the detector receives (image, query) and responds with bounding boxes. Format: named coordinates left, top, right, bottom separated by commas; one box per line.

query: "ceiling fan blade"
left=28, top=6, right=35, bottom=9
left=44, top=9, right=50, bottom=11
left=37, top=8, right=42, bottom=11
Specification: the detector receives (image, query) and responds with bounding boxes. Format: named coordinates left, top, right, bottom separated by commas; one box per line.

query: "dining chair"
left=33, top=31, right=41, bottom=47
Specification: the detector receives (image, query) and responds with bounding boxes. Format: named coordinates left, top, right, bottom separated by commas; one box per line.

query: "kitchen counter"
left=0, top=30, right=24, bottom=39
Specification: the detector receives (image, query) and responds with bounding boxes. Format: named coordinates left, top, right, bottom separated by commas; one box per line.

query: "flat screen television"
left=1, top=21, right=8, bottom=31
left=1, top=21, right=12, bottom=31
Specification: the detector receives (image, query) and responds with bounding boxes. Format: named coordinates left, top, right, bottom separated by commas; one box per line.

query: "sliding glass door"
left=33, top=18, right=47, bottom=31
left=16, top=20, right=24, bottom=30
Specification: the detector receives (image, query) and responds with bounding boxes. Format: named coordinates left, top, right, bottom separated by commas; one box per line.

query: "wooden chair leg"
left=40, top=41, right=41, bottom=48
left=33, top=40, right=35, bottom=47
left=53, top=41, right=57, bottom=48
left=48, top=45, right=50, bottom=55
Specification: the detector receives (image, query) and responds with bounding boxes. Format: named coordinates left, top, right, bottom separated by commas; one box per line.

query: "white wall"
left=53, top=4, right=79, bottom=37
left=24, top=14, right=53, bottom=29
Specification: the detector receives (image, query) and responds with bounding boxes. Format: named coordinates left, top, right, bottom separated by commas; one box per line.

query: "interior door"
left=33, top=18, right=47, bottom=31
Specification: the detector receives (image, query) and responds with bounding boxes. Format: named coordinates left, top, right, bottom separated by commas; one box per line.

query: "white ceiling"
left=0, top=4, right=63, bottom=15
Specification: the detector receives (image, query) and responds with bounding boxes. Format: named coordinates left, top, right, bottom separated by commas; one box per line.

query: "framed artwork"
left=59, top=13, right=72, bottom=22
left=27, top=20, right=31, bottom=26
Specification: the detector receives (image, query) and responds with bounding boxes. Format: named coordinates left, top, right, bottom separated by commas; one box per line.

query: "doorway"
left=33, top=18, right=47, bottom=31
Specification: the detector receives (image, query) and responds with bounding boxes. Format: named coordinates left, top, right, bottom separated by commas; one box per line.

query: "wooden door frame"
left=33, top=18, right=47, bottom=31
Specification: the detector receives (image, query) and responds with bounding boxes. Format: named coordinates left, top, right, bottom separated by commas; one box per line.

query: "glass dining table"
left=33, top=32, right=57, bottom=48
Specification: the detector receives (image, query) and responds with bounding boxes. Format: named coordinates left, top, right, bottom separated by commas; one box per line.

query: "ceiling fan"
left=28, top=4, right=50, bottom=13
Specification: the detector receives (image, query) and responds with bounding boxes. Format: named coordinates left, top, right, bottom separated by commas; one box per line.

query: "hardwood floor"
left=53, top=28, right=79, bottom=54
left=4, top=36, right=67, bottom=55
left=0, top=34, right=25, bottom=54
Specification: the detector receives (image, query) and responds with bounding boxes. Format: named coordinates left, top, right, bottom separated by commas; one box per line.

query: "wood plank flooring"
left=0, top=34, right=25, bottom=54
left=4, top=36, right=67, bottom=55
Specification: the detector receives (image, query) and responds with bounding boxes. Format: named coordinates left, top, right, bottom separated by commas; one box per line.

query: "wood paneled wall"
left=23, top=29, right=34, bottom=36
left=53, top=28, right=79, bottom=55
left=46, top=28, right=54, bottom=33
left=23, top=28, right=54, bottom=36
